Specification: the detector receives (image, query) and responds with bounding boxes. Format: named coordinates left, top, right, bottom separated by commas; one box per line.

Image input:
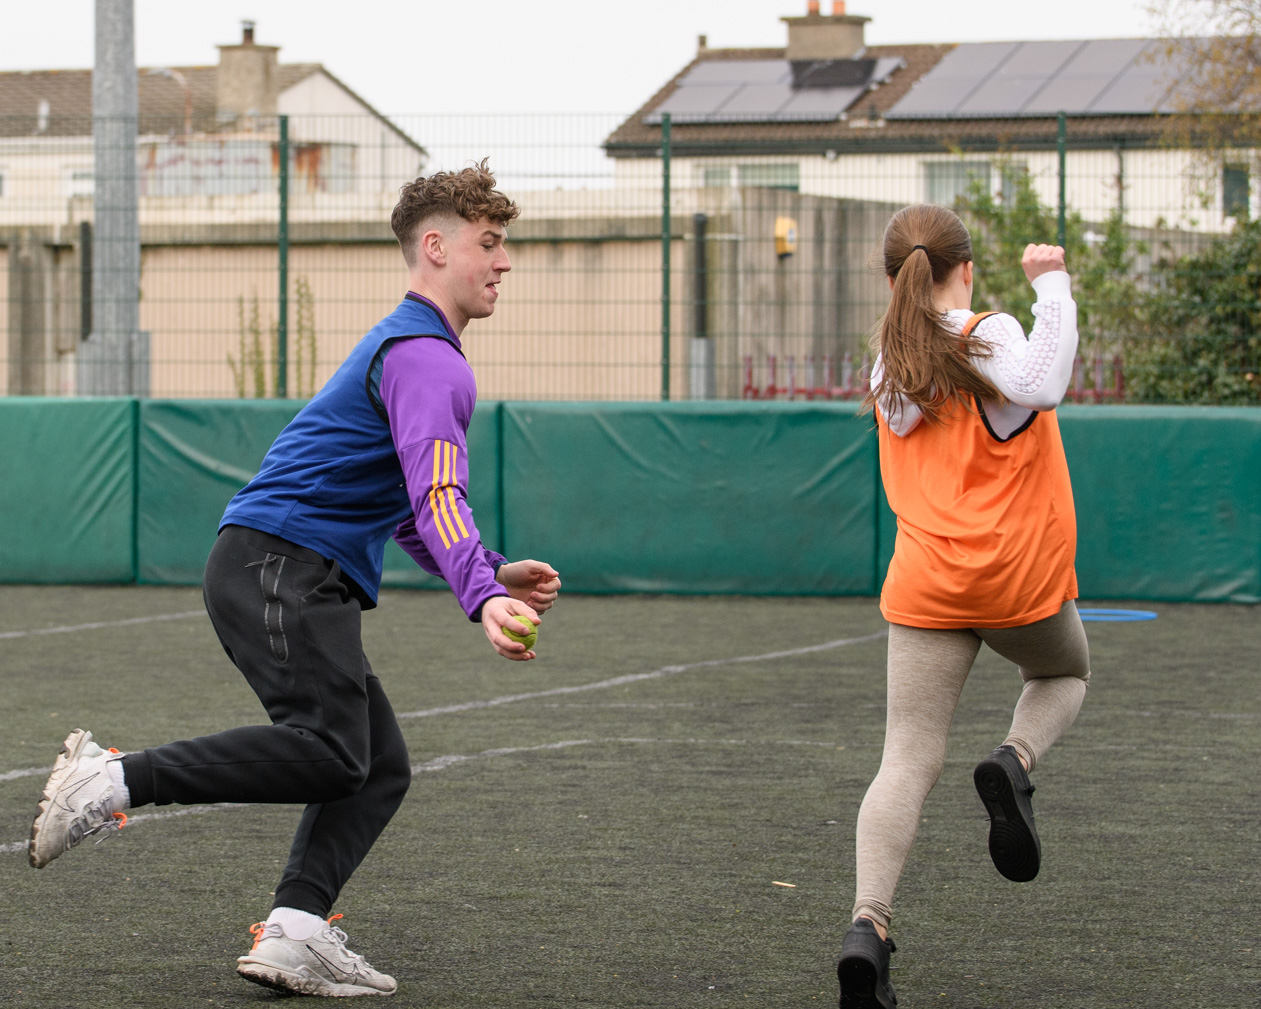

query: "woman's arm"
left=973, top=246, right=1078, bottom=411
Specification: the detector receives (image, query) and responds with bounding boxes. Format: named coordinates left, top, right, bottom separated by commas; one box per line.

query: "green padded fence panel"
left=1059, top=406, right=1261, bottom=603
left=137, top=400, right=502, bottom=589
left=138, top=400, right=302, bottom=585
left=500, top=402, right=877, bottom=595
left=0, top=398, right=135, bottom=583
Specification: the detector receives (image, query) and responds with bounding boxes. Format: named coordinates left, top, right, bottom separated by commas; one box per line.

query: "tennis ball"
left=504, top=615, right=538, bottom=650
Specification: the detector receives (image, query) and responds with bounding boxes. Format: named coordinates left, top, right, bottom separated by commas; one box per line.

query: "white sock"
left=105, top=756, right=131, bottom=811
left=267, top=907, right=327, bottom=941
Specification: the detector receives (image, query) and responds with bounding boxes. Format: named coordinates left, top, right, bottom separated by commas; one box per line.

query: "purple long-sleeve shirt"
left=381, top=296, right=508, bottom=621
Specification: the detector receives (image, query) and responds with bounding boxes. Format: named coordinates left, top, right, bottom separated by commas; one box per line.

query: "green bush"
left=1126, top=219, right=1261, bottom=405
left=953, top=165, right=1261, bottom=404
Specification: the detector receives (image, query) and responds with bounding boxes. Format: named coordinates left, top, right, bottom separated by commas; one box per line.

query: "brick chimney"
left=781, top=2, right=870, bottom=61
left=216, top=20, right=280, bottom=120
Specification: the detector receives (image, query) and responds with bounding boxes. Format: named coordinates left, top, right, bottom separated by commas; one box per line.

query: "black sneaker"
left=973, top=744, right=1040, bottom=882
left=838, top=917, right=897, bottom=1008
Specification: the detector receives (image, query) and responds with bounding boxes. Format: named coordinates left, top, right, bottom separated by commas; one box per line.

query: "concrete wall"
left=134, top=236, right=685, bottom=400
left=0, top=188, right=896, bottom=400
left=4, top=230, right=79, bottom=395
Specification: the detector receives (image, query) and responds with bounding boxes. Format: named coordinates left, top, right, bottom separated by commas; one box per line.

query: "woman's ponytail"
left=864, top=205, right=1005, bottom=424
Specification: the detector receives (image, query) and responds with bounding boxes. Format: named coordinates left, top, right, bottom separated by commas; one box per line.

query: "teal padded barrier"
left=1059, top=405, right=1261, bottom=603
left=0, top=398, right=135, bottom=583
left=138, top=400, right=302, bottom=585
left=500, top=401, right=878, bottom=594
left=137, top=400, right=502, bottom=589
left=4, top=399, right=1257, bottom=602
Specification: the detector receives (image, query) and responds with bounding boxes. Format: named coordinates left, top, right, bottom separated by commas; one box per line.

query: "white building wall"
left=613, top=146, right=1254, bottom=233
left=279, top=73, right=425, bottom=192
left=0, top=75, right=423, bottom=227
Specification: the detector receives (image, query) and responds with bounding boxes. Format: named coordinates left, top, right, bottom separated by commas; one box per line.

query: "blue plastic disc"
left=1077, top=608, right=1158, bottom=622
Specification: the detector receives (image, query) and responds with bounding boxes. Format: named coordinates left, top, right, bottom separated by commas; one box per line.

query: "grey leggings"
left=851, top=600, right=1091, bottom=930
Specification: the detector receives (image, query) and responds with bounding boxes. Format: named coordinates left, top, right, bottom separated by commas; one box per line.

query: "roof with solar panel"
left=605, top=2, right=1224, bottom=157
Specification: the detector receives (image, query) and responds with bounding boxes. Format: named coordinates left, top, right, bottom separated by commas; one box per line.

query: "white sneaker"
left=29, top=728, right=127, bottom=869
left=236, top=915, right=398, bottom=997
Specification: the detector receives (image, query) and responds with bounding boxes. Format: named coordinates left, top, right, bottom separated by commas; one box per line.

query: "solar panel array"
left=643, top=57, right=904, bottom=125
left=886, top=39, right=1193, bottom=119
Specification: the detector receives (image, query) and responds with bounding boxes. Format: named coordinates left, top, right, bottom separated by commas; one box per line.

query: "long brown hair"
left=863, top=204, right=1005, bottom=424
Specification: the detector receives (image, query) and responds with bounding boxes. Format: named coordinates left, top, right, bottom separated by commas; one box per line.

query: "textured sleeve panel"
left=973, top=272, right=1078, bottom=411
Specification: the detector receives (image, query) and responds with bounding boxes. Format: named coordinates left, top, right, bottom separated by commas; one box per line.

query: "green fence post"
left=277, top=114, right=290, bottom=398
left=1057, top=111, right=1067, bottom=248
left=661, top=113, right=671, bottom=402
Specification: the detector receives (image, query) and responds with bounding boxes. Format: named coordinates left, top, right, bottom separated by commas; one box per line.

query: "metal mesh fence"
left=1, top=112, right=1258, bottom=402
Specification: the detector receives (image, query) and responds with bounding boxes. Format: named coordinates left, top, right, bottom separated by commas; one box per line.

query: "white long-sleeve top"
left=872, top=271, right=1078, bottom=441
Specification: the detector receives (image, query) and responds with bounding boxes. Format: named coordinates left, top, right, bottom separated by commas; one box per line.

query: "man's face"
left=441, top=216, right=511, bottom=327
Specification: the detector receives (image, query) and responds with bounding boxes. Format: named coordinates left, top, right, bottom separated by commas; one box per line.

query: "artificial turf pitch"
left=1, top=585, right=1256, bottom=1008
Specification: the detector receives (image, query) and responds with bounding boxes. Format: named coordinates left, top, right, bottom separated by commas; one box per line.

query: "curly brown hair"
left=390, top=158, right=520, bottom=266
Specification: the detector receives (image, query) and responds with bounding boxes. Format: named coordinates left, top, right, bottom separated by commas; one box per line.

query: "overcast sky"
left=6, top=0, right=1159, bottom=116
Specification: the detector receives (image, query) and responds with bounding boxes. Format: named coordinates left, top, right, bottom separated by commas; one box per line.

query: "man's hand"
left=496, top=559, right=562, bottom=614
left=1022, top=243, right=1066, bottom=282
left=481, top=595, right=540, bottom=661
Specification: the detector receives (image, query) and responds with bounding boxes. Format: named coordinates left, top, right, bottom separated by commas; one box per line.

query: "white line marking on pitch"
left=396, top=630, right=890, bottom=721
left=0, top=767, right=52, bottom=782
left=1, top=631, right=886, bottom=786
left=0, top=610, right=204, bottom=641
left=0, top=802, right=249, bottom=854
left=2, top=738, right=851, bottom=855
left=410, top=736, right=869, bottom=774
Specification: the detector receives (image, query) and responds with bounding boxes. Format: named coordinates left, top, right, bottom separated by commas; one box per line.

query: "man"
left=29, top=159, right=560, bottom=998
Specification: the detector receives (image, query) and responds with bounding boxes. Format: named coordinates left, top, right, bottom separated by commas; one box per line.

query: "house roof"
left=603, top=36, right=1229, bottom=158
left=0, top=63, right=424, bottom=153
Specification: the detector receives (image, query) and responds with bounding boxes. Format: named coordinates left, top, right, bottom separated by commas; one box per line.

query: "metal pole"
left=84, top=0, right=141, bottom=395
left=661, top=113, right=671, bottom=402
left=79, top=221, right=93, bottom=341
left=691, top=212, right=714, bottom=401
left=692, top=212, right=708, bottom=340
left=277, top=114, right=289, bottom=398
left=1057, top=111, right=1067, bottom=248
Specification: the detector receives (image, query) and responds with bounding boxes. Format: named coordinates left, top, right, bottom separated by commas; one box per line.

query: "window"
left=737, top=163, right=799, bottom=191
left=702, top=166, right=733, bottom=189
left=68, top=170, right=94, bottom=198
left=1000, top=163, right=1028, bottom=205
left=926, top=160, right=991, bottom=206
left=1224, top=163, right=1250, bottom=219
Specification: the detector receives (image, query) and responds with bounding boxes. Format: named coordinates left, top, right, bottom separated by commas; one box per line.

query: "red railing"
left=1069, top=354, right=1125, bottom=403
left=742, top=352, right=1125, bottom=403
left=741, top=352, right=870, bottom=400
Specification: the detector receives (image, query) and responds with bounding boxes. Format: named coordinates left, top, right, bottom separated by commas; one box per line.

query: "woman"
left=838, top=204, right=1091, bottom=1009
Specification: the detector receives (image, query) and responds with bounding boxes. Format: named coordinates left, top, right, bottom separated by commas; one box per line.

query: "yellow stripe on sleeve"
left=428, top=488, right=452, bottom=549
left=435, top=441, right=462, bottom=544
left=428, top=444, right=453, bottom=549
left=444, top=486, right=470, bottom=540
left=445, top=445, right=471, bottom=539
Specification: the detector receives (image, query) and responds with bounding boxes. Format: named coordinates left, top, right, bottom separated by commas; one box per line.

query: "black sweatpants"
left=120, top=525, right=412, bottom=916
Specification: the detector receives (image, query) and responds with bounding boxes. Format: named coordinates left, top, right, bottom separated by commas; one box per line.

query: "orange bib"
left=877, top=317, right=1078, bottom=629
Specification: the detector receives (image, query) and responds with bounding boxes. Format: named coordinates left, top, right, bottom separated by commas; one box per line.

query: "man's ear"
left=420, top=228, right=446, bottom=266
